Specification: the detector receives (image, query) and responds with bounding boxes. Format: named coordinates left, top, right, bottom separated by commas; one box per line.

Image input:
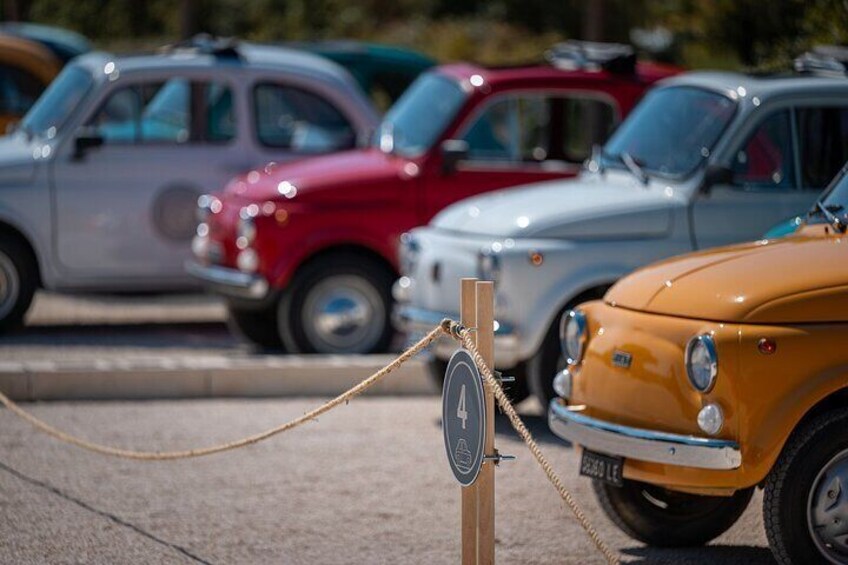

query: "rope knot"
left=440, top=318, right=465, bottom=341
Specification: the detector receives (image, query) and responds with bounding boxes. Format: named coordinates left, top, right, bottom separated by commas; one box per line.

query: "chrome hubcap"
left=302, top=275, right=384, bottom=353
left=0, top=251, right=20, bottom=320
left=808, top=448, right=848, bottom=563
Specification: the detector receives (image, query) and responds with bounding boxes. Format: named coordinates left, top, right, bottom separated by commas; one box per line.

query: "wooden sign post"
left=459, top=278, right=496, bottom=565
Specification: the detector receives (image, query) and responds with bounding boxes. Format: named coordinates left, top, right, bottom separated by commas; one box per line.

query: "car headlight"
left=685, top=334, right=718, bottom=392
left=477, top=250, right=501, bottom=283
left=559, top=309, right=588, bottom=365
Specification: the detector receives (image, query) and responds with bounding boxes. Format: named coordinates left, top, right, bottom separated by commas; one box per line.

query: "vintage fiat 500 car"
left=189, top=43, right=677, bottom=353
left=0, top=36, right=378, bottom=332
left=548, top=165, right=848, bottom=563
left=396, top=58, right=848, bottom=403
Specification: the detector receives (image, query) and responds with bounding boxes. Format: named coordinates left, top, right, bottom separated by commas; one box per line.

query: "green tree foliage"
left=4, top=0, right=848, bottom=68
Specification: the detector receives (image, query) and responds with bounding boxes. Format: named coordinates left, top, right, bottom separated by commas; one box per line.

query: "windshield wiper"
left=809, top=201, right=846, bottom=233
left=620, top=152, right=649, bottom=185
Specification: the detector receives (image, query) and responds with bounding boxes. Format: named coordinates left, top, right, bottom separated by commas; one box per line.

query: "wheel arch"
left=0, top=219, right=42, bottom=288
left=292, top=243, right=398, bottom=282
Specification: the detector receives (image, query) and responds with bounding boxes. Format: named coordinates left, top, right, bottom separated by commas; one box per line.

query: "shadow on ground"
left=622, top=544, right=775, bottom=564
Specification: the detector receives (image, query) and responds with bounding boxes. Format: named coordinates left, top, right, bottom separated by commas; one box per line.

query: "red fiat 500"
left=188, top=43, right=679, bottom=354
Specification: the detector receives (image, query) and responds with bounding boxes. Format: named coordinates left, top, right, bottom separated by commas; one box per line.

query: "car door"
left=52, top=74, right=247, bottom=283
left=691, top=105, right=848, bottom=249
left=424, top=92, right=617, bottom=219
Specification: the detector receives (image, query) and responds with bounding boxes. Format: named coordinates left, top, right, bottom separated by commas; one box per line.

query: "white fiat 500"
left=0, top=36, right=378, bottom=332
left=396, top=68, right=848, bottom=404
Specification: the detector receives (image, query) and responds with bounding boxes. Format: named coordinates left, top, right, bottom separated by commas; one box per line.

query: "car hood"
left=0, top=132, right=38, bottom=186
left=223, top=148, right=413, bottom=204
left=430, top=172, right=677, bottom=239
left=606, top=226, right=848, bottom=324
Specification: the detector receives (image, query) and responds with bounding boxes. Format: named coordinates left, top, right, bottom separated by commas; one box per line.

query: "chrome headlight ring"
left=685, top=334, right=718, bottom=393
left=559, top=309, right=588, bottom=365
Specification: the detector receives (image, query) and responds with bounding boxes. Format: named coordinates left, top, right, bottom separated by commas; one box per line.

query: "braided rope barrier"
left=453, top=325, right=620, bottom=565
left=0, top=324, right=446, bottom=460
left=0, top=318, right=620, bottom=563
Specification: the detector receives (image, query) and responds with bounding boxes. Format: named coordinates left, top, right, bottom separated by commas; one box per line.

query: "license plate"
left=580, top=449, right=624, bottom=487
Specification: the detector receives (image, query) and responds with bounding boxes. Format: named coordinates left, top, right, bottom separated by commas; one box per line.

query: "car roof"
left=434, top=60, right=679, bottom=88
left=660, top=70, right=848, bottom=100
left=73, top=41, right=358, bottom=83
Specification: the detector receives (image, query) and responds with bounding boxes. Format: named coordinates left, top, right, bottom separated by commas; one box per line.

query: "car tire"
left=593, top=478, right=753, bottom=547
left=427, top=357, right=530, bottom=405
left=527, top=322, right=565, bottom=408
left=763, top=408, right=848, bottom=565
left=226, top=304, right=284, bottom=349
left=278, top=254, right=394, bottom=354
left=0, top=238, right=36, bottom=334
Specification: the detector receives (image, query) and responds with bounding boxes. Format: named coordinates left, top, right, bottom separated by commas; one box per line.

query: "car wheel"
left=0, top=238, right=36, bottom=334
left=764, top=408, right=848, bottom=565
left=279, top=254, right=394, bottom=354
left=226, top=304, right=284, bottom=349
left=593, top=478, right=754, bottom=547
left=427, top=357, right=530, bottom=404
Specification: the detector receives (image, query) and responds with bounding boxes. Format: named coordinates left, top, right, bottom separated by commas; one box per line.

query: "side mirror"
left=441, top=139, right=469, bottom=175
left=73, top=128, right=104, bottom=159
left=701, top=164, right=734, bottom=195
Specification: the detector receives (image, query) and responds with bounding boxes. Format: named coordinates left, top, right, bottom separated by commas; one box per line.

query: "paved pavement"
left=2, top=292, right=433, bottom=400
left=0, top=398, right=774, bottom=564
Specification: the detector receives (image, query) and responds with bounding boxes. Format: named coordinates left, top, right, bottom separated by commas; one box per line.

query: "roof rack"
left=159, top=33, right=242, bottom=61
left=794, top=45, right=848, bottom=77
left=545, top=40, right=636, bottom=74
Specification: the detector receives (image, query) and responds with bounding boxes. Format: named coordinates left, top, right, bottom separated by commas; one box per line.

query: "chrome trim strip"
left=548, top=400, right=742, bottom=470
left=185, top=261, right=269, bottom=299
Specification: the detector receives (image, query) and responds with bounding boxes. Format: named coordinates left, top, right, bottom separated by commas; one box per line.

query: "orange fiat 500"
left=548, top=165, right=848, bottom=564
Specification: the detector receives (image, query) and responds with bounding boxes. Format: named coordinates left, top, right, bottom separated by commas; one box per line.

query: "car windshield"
left=20, top=64, right=93, bottom=138
left=601, top=86, right=737, bottom=179
left=375, top=72, right=467, bottom=157
left=812, top=165, right=848, bottom=227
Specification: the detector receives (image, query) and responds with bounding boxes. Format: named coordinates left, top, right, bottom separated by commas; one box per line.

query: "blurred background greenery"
left=3, top=0, right=848, bottom=70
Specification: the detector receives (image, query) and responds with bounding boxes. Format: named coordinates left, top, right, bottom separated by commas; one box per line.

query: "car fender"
left=266, top=225, right=396, bottom=289
left=517, top=263, right=630, bottom=361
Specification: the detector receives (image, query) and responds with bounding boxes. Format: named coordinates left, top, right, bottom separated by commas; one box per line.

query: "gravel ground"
left=0, top=398, right=774, bottom=564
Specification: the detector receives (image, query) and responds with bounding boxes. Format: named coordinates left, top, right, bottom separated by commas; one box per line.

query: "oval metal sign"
left=443, top=348, right=485, bottom=486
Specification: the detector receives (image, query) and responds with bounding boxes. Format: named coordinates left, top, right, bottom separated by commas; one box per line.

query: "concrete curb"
left=0, top=355, right=436, bottom=401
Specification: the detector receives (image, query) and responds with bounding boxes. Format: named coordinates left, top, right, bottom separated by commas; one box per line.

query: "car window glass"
left=89, top=79, right=234, bottom=144
left=376, top=73, right=466, bottom=157
left=463, top=98, right=519, bottom=161
left=0, top=65, right=44, bottom=115
left=463, top=94, right=616, bottom=164
left=254, top=83, right=355, bottom=152
left=90, top=87, right=142, bottom=142
left=21, top=64, right=92, bottom=137
left=561, top=98, right=616, bottom=162
left=205, top=82, right=235, bottom=142
left=798, top=107, right=848, bottom=189
left=602, top=87, right=737, bottom=178
left=731, top=110, right=795, bottom=189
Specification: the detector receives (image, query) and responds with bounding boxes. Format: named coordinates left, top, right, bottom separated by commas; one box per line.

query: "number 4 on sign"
left=457, top=384, right=468, bottom=430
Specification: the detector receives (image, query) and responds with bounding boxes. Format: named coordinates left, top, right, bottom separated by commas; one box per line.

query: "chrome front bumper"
left=185, top=261, right=269, bottom=300
left=548, top=399, right=742, bottom=470
left=393, top=302, right=521, bottom=366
